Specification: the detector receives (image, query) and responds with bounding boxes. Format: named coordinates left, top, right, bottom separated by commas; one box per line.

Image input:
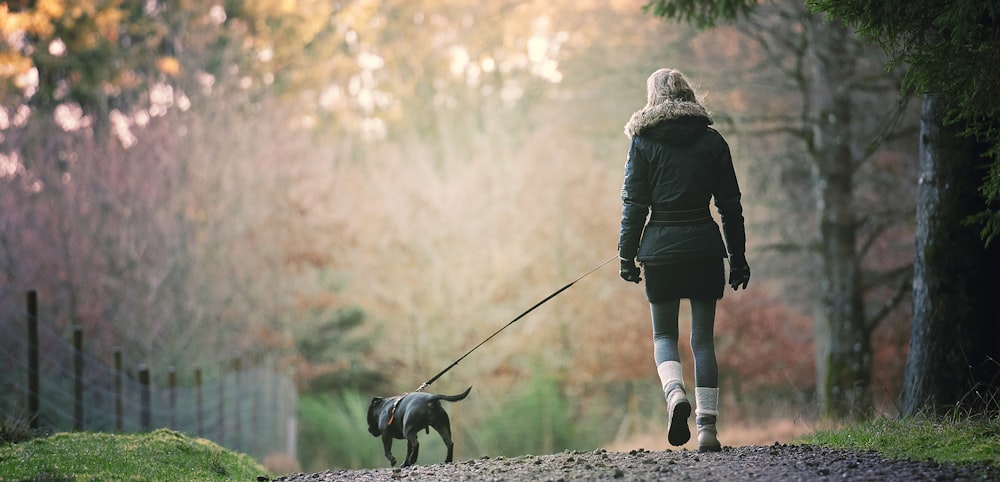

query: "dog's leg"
left=431, top=416, right=455, bottom=463
left=381, top=433, right=397, bottom=467
left=403, top=433, right=419, bottom=467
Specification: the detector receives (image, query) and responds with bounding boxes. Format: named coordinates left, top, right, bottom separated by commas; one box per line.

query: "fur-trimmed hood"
left=624, top=101, right=714, bottom=140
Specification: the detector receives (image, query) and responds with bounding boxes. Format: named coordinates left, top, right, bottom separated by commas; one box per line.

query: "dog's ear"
left=370, top=397, right=383, bottom=408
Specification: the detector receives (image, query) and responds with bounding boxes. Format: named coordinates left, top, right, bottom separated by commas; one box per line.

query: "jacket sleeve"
left=618, top=137, right=651, bottom=260
left=712, top=135, right=746, bottom=259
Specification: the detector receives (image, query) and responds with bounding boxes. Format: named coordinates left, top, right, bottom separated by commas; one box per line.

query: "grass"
left=298, top=391, right=389, bottom=470
left=798, top=415, right=1000, bottom=467
left=0, top=428, right=271, bottom=481
left=4, top=414, right=997, bottom=480
left=0, top=414, right=46, bottom=445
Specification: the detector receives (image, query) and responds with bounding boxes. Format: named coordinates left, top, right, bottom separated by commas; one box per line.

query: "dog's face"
left=367, top=397, right=385, bottom=436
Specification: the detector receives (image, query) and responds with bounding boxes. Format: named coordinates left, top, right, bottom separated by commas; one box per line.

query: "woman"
left=618, top=68, right=750, bottom=452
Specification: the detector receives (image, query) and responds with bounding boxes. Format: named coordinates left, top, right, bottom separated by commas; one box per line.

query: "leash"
left=414, top=255, right=618, bottom=392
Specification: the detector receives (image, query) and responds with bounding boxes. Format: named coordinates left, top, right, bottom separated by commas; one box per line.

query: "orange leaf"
left=157, top=56, right=181, bottom=76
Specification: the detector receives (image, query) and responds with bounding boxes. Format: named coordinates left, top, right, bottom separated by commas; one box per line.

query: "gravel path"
left=269, top=443, right=997, bottom=481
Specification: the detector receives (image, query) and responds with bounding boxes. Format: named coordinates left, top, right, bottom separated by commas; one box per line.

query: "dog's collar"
left=386, top=393, right=408, bottom=427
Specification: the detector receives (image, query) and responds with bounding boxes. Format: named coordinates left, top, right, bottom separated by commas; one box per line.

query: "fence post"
left=269, top=356, right=278, bottom=455
left=251, top=353, right=260, bottom=458
left=73, top=325, right=84, bottom=431
left=139, top=364, right=151, bottom=431
left=168, top=366, right=177, bottom=429
left=26, top=290, right=39, bottom=429
left=114, top=348, right=123, bottom=432
left=195, top=368, right=203, bottom=437
left=233, top=357, right=242, bottom=453
left=217, top=364, right=225, bottom=445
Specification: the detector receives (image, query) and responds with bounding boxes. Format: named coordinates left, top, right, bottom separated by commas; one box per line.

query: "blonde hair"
left=645, top=68, right=698, bottom=108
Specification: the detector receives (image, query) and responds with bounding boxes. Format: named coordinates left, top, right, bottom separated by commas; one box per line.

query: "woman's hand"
left=728, top=255, right=750, bottom=290
left=620, top=259, right=642, bottom=283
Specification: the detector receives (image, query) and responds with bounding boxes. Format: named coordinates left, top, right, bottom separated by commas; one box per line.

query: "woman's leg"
left=651, top=299, right=681, bottom=365
left=689, top=299, right=718, bottom=388
left=650, top=299, right=691, bottom=446
left=690, top=298, right=722, bottom=452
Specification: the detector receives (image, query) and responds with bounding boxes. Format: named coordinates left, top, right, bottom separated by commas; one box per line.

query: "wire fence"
left=0, top=290, right=298, bottom=462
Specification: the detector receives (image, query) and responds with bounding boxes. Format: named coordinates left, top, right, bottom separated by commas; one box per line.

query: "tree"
left=645, top=0, right=917, bottom=419
left=0, top=0, right=371, bottom=373
left=809, top=0, right=1000, bottom=415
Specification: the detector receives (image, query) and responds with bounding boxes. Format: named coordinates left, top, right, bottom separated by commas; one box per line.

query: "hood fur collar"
left=624, top=101, right=713, bottom=137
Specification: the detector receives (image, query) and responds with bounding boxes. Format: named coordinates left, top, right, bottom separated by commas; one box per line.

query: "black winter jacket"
left=618, top=100, right=746, bottom=265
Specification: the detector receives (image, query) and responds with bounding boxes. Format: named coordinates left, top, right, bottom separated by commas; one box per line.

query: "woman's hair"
left=645, top=68, right=698, bottom=107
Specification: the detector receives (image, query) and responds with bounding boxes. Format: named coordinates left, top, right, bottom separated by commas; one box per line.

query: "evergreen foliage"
left=808, top=0, right=1000, bottom=244
left=643, top=0, right=756, bottom=28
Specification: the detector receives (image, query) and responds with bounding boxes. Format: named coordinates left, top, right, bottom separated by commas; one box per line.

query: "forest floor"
left=269, top=443, right=998, bottom=481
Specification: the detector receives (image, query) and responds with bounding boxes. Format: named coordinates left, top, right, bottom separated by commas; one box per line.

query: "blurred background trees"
left=3, top=0, right=984, bottom=471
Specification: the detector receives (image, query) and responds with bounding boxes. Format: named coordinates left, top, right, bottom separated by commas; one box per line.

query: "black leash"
left=414, top=255, right=618, bottom=392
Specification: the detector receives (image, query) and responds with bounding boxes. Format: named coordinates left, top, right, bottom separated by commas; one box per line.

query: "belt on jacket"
left=648, top=207, right=712, bottom=226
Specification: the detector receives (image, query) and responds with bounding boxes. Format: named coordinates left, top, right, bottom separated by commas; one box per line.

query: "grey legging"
left=651, top=298, right=719, bottom=388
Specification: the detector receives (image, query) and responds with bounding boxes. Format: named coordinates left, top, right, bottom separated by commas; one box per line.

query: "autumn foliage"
left=1, top=0, right=918, bottom=464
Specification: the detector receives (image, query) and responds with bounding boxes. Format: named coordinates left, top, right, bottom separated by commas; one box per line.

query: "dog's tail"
left=435, top=386, right=472, bottom=403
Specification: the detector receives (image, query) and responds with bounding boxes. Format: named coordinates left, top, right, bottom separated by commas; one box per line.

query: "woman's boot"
left=695, top=387, right=722, bottom=452
left=657, top=361, right=690, bottom=446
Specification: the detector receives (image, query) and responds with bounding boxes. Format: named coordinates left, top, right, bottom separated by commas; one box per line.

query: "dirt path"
left=270, top=443, right=997, bottom=481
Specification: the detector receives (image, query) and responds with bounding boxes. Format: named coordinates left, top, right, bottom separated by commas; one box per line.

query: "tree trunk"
left=808, top=17, right=873, bottom=419
left=902, top=95, right=1000, bottom=416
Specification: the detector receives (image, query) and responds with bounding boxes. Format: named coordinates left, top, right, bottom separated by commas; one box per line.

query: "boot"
left=657, top=361, right=690, bottom=446
left=695, top=387, right=722, bottom=453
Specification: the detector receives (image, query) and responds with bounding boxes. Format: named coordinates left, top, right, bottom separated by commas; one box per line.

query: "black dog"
left=367, top=386, right=472, bottom=467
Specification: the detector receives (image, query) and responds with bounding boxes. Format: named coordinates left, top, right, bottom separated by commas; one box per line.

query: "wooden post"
left=73, top=325, right=84, bottom=431
left=217, top=365, right=225, bottom=444
left=168, top=367, right=177, bottom=429
left=27, top=291, right=39, bottom=429
left=251, top=353, right=260, bottom=457
left=195, top=368, right=203, bottom=437
left=114, top=348, right=123, bottom=432
left=233, top=357, right=242, bottom=452
left=269, top=356, right=278, bottom=454
left=274, top=359, right=282, bottom=455
left=139, top=364, right=151, bottom=431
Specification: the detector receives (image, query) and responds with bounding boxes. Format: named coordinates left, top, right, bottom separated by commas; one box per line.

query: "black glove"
left=620, top=258, right=642, bottom=283
left=728, top=254, right=750, bottom=291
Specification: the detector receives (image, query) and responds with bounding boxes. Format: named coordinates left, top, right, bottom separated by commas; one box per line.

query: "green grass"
left=0, top=428, right=272, bottom=481
left=298, top=391, right=389, bottom=470
left=798, top=416, right=1000, bottom=466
